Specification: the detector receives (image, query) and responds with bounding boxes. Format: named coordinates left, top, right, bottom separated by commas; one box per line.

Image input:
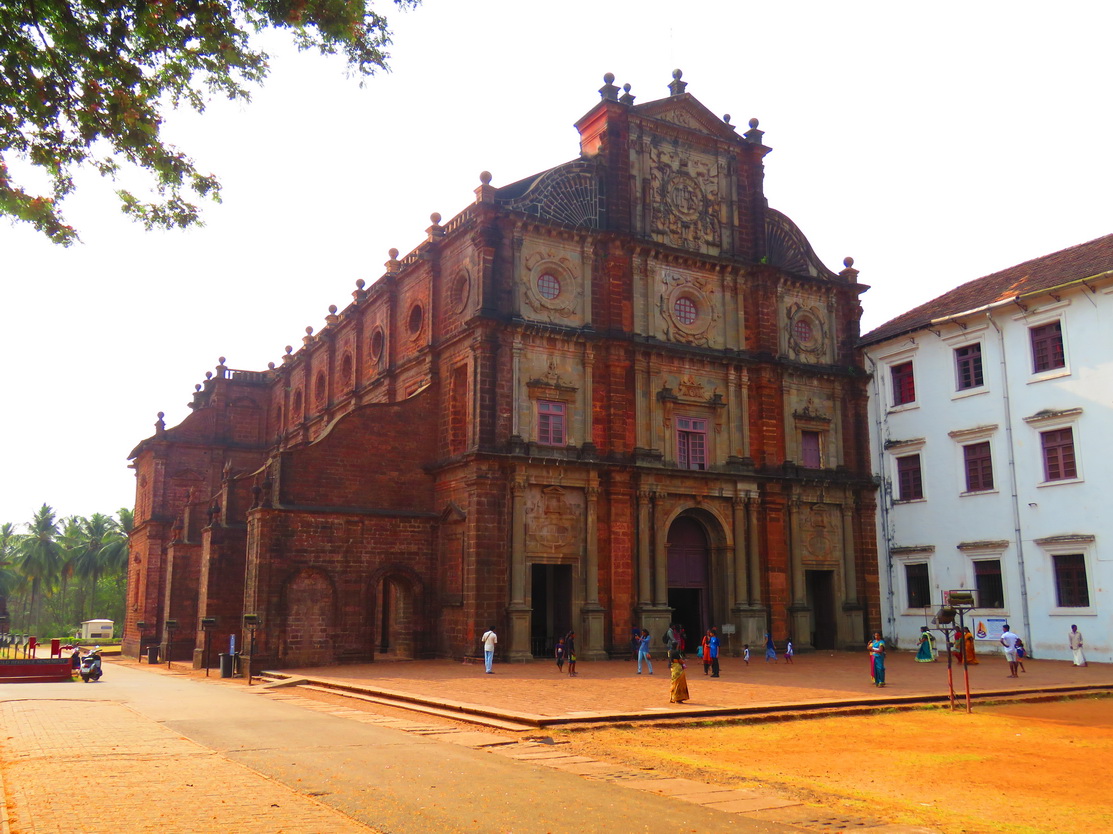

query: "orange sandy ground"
left=557, top=696, right=1113, bottom=834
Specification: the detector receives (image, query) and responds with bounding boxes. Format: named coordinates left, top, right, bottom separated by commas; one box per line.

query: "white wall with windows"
left=864, top=279, right=1113, bottom=662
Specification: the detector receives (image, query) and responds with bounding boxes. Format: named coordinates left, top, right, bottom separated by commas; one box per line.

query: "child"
left=785, top=640, right=794, bottom=663
left=555, top=638, right=565, bottom=672
left=1015, top=637, right=1027, bottom=673
left=743, top=645, right=750, bottom=665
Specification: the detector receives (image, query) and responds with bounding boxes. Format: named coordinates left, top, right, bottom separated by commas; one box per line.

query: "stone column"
left=510, top=338, right=523, bottom=438
left=636, top=489, right=652, bottom=607
left=640, top=491, right=673, bottom=639
left=840, top=501, right=865, bottom=648
left=507, top=472, right=532, bottom=661
left=787, top=494, right=812, bottom=648
left=736, top=490, right=767, bottom=649
left=582, top=345, right=595, bottom=452
left=581, top=483, right=606, bottom=659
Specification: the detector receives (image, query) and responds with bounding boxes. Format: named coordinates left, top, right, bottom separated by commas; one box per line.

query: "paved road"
left=1, top=663, right=805, bottom=833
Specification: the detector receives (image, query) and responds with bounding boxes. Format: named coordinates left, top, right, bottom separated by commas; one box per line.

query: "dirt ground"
left=555, top=695, right=1113, bottom=834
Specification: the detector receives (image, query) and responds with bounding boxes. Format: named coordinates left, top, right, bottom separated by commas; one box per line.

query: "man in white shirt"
left=481, top=628, right=497, bottom=674
left=1000, top=624, right=1020, bottom=678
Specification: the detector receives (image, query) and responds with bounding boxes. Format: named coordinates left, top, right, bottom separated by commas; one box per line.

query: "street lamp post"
left=164, top=619, right=179, bottom=670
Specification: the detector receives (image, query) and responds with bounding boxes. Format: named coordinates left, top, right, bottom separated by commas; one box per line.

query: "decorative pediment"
left=440, top=502, right=467, bottom=524
left=766, top=209, right=838, bottom=280
left=633, top=94, right=741, bottom=142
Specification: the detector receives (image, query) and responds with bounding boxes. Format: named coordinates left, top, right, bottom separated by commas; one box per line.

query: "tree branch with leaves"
left=1, top=0, right=418, bottom=244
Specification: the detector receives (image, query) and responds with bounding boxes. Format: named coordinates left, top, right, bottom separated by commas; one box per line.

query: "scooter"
left=79, top=650, right=102, bottom=683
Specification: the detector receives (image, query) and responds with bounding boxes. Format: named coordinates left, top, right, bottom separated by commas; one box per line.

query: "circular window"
left=340, top=353, right=353, bottom=386
left=452, top=272, right=470, bottom=312
left=370, top=328, right=384, bottom=360
left=673, top=296, right=698, bottom=325
left=292, top=389, right=303, bottom=416
left=793, top=318, right=814, bottom=344
left=537, top=273, right=561, bottom=300
left=314, top=372, right=326, bottom=406
left=407, top=304, right=423, bottom=336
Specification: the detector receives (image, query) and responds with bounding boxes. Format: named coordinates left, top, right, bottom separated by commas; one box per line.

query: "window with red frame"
left=1030, top=321, right=1065, bottom=372
left=801, top=430, right=822, bottom=468
left=896, top=454, right=923, bottom=500
left=1041, top=428, right=1077, bottom=480
left=537, top=400, right=566, bottom=446
left=963, top=441, right=994, bottom=492
left=676, top=416, right=708, bottom=470
left=891, top=361, right=916, bottom=405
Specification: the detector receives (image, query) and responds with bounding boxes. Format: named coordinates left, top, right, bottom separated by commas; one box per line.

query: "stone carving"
left=498, top=160, right=601, bottom=229
left=657, top=266, right=719, bottom=346
left=785, top=301, right=828, bottom=361
left=525, top=486, right=584, bottom=554
left=806, top=504, right=834, bottom=559
left=765, top=209, right=838, bottom=279
left=522, top=246, right=580, bottom=321
left=649, top=147, right=721, bottom=252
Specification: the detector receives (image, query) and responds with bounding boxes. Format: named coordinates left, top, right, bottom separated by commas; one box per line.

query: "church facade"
left=125, top=72, right=879, bottom=669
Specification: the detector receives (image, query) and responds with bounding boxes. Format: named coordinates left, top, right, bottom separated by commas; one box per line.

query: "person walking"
left=1069, top=625, right=1087, bottom=666
left=764, top=632, right=777, bottom=662
left=708, top=627, right=720, bottom=677
left=555, top=637, right=565, bottom=672
left=480, top=628, right=497, bottom=674
left=869, top=632, right=886, bottom=687
left=961, top=627, right=979, bottom=664
left=637, top=628, right=654, bottom=675
left=630, top=626, right=641, bottom=661
left=700, top=630, right=712, bottom=675
left=565, top=630, right=577, bottom=676
left=668, top=648, right=689, bottom=704
left=915, top=626, right=937, bottom=662
left=1000, top=624, right=1021, bottom=678
left=1015, top=637, right=1027, bottom=672
left=743, top=644, right=750, bottom=665
left=784, top=640, right=794, bottom=664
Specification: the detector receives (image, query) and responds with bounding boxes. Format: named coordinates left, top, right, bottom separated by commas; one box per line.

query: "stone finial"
left=839, top=256, right=860, bottom=282
left=619, top=83, right=635, bottom=106
left=668, top=68, right=687, bottom=96
left=303, top=326, right=314, bottom=347
left=599, top=72, right=619, bottom=101
left=427, top=212, right=444, bottom=242
left=326, top=304, right=339, bottom=325
left=267, top=362, right=275, bottom=370
left=195, top=384, right=202, bottom=392
left=744, top=117, right=764, bottom=144
left=352, top=277, right=366, bottom=301
left=475, top=170, right=496, bottom=204
left=155, top=411, right=166, bottom=433
left=386, top=248, right=401, bottom=274
left=205, top=371, right=213, bottom=380
left=283, top=345, right=294, bottom=364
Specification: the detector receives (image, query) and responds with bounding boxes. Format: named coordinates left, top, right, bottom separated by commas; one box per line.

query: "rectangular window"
left=963, top=442, right=994, bottom=492
left=905, top=563, right=930, bottom=608
left=1041, top=428, right=1077, bottom=481
left=537, top=400, right=565, bottom=446
left=955, top=344, right=984, bottom=390
left=896, top=454, right=924, bottom=501
left=891, top=361, right=916, bottom=405
left=974, top=560, right=1004, bottom=608
left=801, top=430, right=822, bottom=468
left=1030, top=321, right=1065, bottom=372
left=1053, top=553, right=1090, bottom=607
left=676, top=416, right=708, bottom=470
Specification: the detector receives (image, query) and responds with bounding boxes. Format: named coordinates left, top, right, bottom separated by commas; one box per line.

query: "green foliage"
left=0, top=0, right=418, bottom=244
left=1, top=506, right=130, bottom=635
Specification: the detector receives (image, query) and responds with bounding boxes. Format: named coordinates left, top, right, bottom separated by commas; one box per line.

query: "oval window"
left=408, top=304, right=423, bottom=336
left=793, top=318, right=814, bottom=344
left=537, top=273, right=561, bottom=300
left=370, top=328, right=384, bottom=360
left=673, top=296, right=698, bottom=325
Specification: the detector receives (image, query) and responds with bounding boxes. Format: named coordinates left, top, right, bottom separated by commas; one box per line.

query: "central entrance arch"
left=667, top=516, right=710, bottom=648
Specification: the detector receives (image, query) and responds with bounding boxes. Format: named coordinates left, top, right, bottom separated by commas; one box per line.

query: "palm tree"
left=0, top=521, right=19, bottom=623
left=55, top=515, right=84, bottom=627
left=71, top=513, right=117, bottom=621
left=99, top=508, right=133, bottom=576
left=14, top=505, right=63, bottom=632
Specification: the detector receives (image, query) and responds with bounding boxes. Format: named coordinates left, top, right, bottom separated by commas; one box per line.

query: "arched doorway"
left=373, top=573, right=416, bottom=659
left=667, top=516, right=710, bottom=647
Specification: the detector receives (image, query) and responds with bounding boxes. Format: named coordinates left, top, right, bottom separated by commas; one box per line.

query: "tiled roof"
left=861, top=233, right=1113, bottom=345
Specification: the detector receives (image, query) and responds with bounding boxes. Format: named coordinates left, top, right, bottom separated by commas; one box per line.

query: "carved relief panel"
left=525, top=485, right=585, bottom=555
left=654, top=263, right=722, bottom=347
left=782, top=295, right=831, bottom=364
left=519, top=241, right=584, bottom=326
left=803, top=503, right=840, bottom=564
left=648, top=145, right=722, bottom=254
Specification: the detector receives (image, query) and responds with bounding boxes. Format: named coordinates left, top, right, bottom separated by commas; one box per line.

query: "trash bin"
left=219, top=652, right=235, bottom=678
left=147, top=645, right=160, bottom=664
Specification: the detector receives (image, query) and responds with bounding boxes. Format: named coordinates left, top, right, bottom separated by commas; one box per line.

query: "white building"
left=861, top=235, right=1112, bottom=662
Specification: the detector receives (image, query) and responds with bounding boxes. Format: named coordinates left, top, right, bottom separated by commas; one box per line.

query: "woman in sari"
left=962, top=627, right=979, bottom=664
left=701, top=630, right=713, bottom=675
left=764, top=632, right=777, bottom=662
left=669, top=649, right=690, bottom=704
left=915, top=626, right=936, bottom=662
left=869, top=632, right=886, bottom=687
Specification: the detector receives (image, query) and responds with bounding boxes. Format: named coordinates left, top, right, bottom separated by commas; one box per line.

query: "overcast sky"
left=3, top=1, right=1111, bottom=526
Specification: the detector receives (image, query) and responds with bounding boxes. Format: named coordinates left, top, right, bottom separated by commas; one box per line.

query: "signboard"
left=975, top=617, right=1008, bottom=641
left=721, top=624, right=736, bottom=634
